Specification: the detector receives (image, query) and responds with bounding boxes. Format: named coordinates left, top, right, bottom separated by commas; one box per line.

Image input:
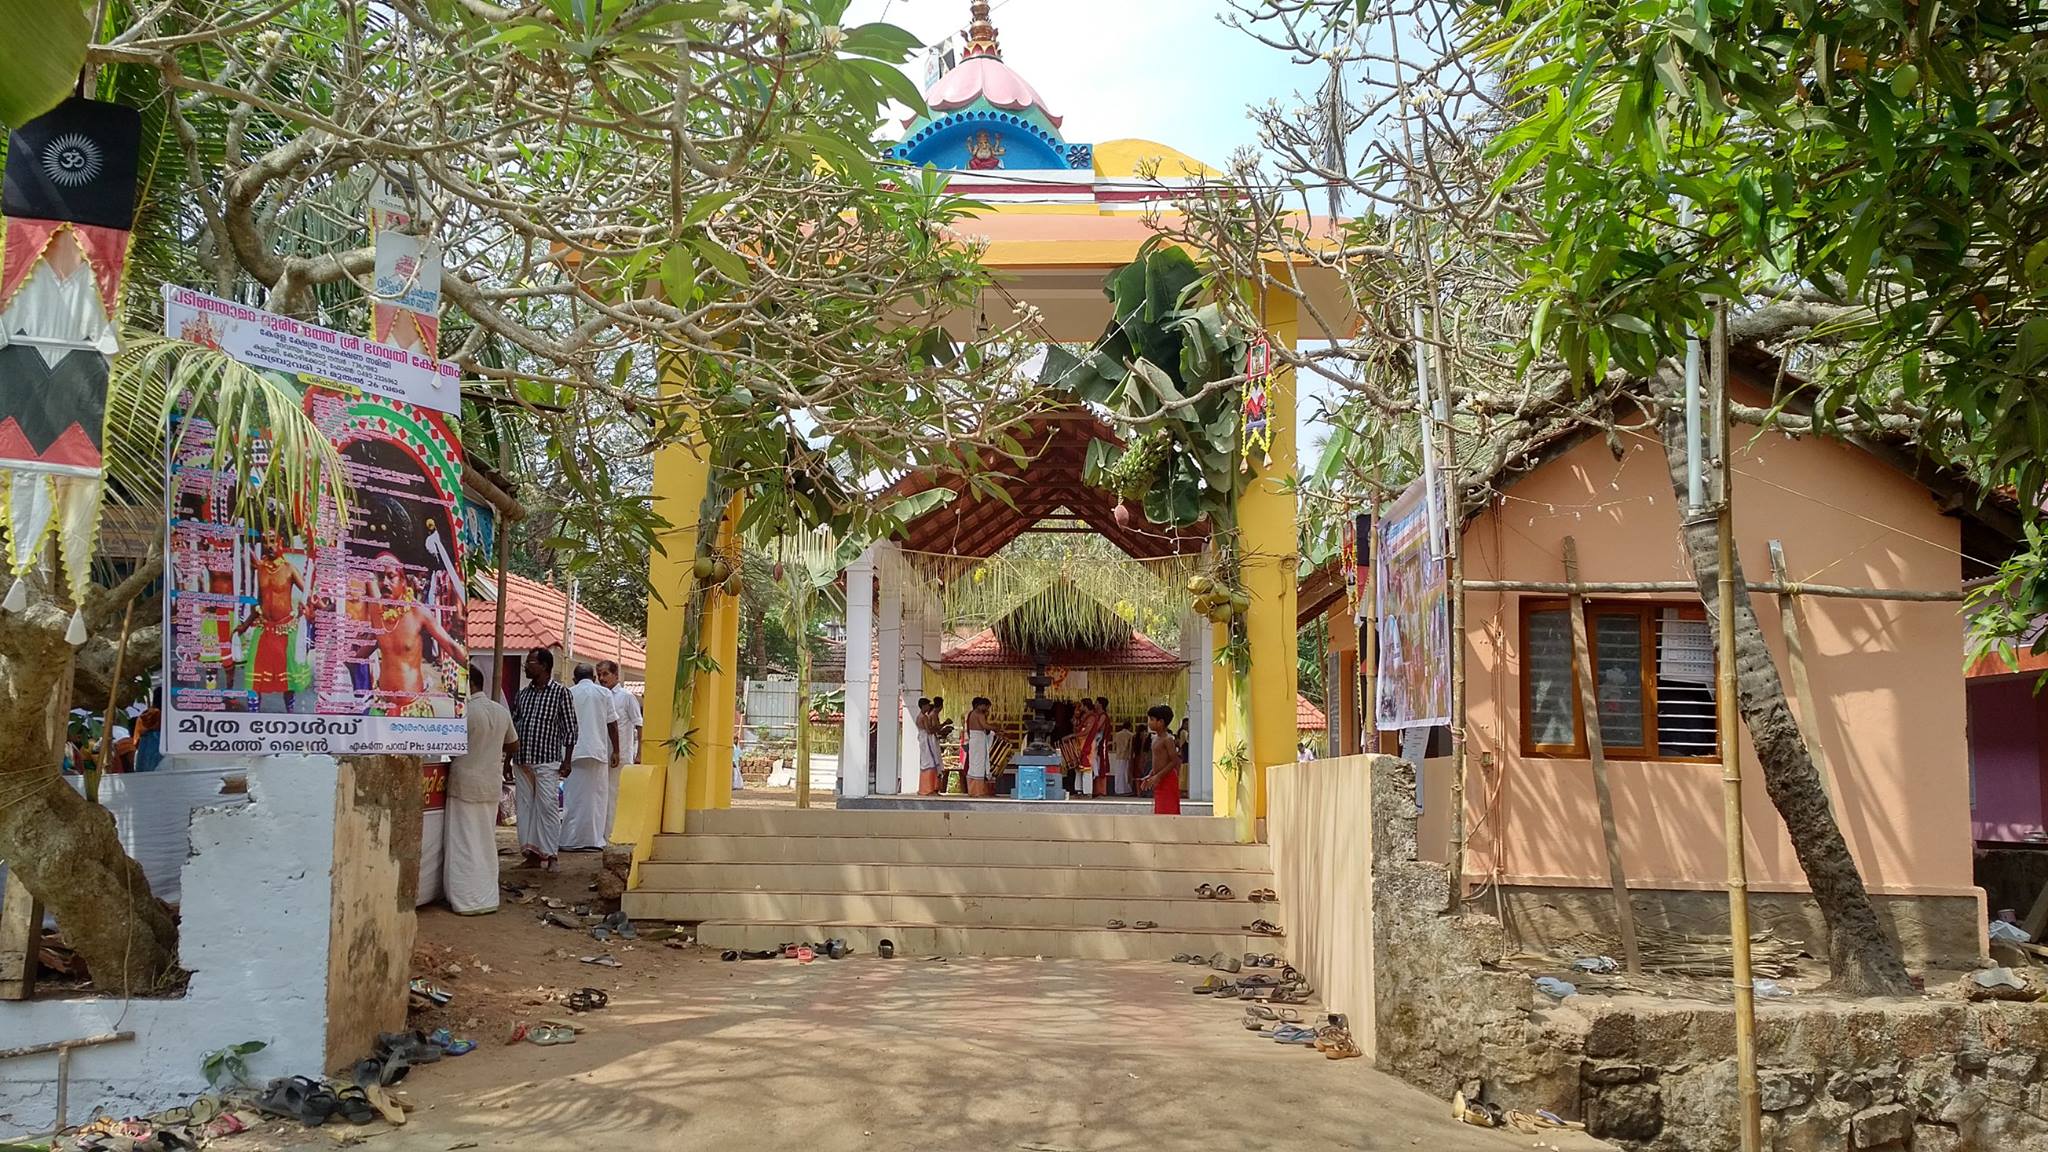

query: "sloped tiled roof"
left=467, top=573, right=646, bottom=675
left=1296, top=694, right=1327, bottom=731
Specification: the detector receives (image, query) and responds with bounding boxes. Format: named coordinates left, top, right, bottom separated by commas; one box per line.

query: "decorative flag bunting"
left=1240, top=333, right=1274, bottom=473
left=0, top=97, right=141, bottom=642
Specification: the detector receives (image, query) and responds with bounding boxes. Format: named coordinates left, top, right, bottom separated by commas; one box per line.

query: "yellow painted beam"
left=1240, top=281, right=1300, bottom=819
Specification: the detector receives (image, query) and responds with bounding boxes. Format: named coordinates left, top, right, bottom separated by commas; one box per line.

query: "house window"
left=1520, top=600, right=1718, bottom=761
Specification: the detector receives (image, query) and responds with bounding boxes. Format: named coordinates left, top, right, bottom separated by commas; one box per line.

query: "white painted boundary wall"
left=0, top=756, right=340, bottom=1139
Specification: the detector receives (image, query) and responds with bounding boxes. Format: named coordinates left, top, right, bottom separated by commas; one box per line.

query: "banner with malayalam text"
left=162, top=288, right=469, bottom=757
left=1374, top=476, right=1451, bottom=731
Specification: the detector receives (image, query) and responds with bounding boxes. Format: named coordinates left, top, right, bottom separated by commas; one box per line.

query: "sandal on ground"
left=1214, top=884, right=1233, bottom=900
left=721, top=949, right=740, bottom=962
left=1193, top=975, right=1227, bottom=994
left=1280, top=965, right=1301, bottom=983
left=1195, top=884, right=1216, bottom=899
left=878, top=938, right=897, bottom=959
left=1106, top=919, right=1127, bottom=930
left=330, top=1086, right=378, bottom=1126
left=1273, top=987, right=1313, bottom=1005
left=374, top=1032, right=443, bottom=1066
left=1133, top=920, right=1158, bottom=930
left=1247, top=919, right=1284, bottom=937
left=1316, top=1026, right=1362, bottom=1060
left=1172, top=953, right=1194, bottom=964
left=254, top=1076, right=337, bottom=1126
left=1270, top=1024, right=1318, bottom=1046
left=1243, top=1005, right=1281, bottom=1029
left=526, top=1024, right=576, bottom=1046
left=564, top=987, right=609, bottom=1012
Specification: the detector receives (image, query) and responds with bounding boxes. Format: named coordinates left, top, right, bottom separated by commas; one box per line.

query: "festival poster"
left=1374, top=476, right=1451, bottom=730
left=162, top=288, right=469, bottom=756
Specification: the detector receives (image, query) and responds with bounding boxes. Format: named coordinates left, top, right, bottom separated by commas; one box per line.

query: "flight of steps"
left=624, top=807, right=1279, bottom=960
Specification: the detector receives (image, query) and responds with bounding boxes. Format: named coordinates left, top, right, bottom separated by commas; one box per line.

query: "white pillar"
left=1187, top=613, right=1214, bottom=802
left=898, top=584, right=924, bottom=792
left=840, top=547, right=875, bottom=799
left=875, top=543, right=903, bottom=796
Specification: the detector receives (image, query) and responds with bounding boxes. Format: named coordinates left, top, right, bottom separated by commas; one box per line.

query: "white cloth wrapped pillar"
left=874, top=543, right=903, bottom=795
left=898, top=584, right=924, bottom=793
left=1186, top=611, right=1214, bottom=802
left=840, top=546, right=876, bottom=799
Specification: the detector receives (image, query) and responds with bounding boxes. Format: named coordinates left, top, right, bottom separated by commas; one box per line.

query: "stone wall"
left=1368, top=756, right=2048, bottom=1152
left=0, top=757, right=339, bottom=1139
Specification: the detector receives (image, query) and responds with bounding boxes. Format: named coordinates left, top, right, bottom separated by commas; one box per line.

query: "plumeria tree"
left=0, top=0, right=1047, bottom=992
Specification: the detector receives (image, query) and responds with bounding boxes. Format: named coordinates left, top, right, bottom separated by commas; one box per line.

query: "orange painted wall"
left=1436, top=412, right=1974, bottom=898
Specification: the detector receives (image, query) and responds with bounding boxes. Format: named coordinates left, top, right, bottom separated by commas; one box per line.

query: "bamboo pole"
left=1562, top=537, right=1640, bottom=975
left=1768, top=541, right=1834, bottom=805
left=1712, top=304, right=1764, bottom=1152
left=491, top=438, right=512, bottom=702
left=96, top=596, right=137, bottom=785
left=1459, top=578, right=1961, bottom=602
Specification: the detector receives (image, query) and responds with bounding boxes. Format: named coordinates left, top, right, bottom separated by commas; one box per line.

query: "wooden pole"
left=1768, top=541, right=1834, bottom=805
left=1460, top=578, right=1962, bottom=601
left=1434, top=301, right=1468, bottom=915
left=96, top=595, right=138, bottom=784
left=491, top=438, right=512, bottom=703
left=1711, top=304, right=1763, bottom=1152
left=1562, top=537, right=1640, bottom=975
left=0, top=870, right=41, bottom=1000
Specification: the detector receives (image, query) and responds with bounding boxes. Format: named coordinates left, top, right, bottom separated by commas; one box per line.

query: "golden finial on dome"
left=962, top=0, right=1001, bottom=60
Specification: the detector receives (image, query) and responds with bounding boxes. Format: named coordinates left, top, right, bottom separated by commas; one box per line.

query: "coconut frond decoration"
left=992, top=579, right=1134, bottom=655
left=882, top=540, right=1197, bottom=649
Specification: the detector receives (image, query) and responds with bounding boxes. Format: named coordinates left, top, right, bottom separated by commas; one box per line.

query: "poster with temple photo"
left=161, top=288, right=468, bottom=757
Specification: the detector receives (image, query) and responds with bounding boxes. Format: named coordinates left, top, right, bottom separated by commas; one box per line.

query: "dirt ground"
left=210, top=850, right=1608, bottom=1152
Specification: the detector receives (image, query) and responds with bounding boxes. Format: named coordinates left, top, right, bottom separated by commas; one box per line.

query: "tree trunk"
left=0, top=603, right=180, bottom=992
left=1650, top=384, right=1913, bottom=995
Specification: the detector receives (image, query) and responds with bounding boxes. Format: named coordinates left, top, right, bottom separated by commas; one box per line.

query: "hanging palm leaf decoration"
left=992, top=578, right=1134, bottom=655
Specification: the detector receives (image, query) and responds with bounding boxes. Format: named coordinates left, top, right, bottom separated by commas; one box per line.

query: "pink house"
left=1338, top=365, right=2010, bottom=967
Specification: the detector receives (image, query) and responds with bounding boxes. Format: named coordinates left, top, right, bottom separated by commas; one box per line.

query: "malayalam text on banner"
left=162, top=289, right=469, bottom=757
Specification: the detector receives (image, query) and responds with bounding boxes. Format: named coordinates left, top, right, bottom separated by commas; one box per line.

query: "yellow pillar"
left=1209, top=617, right=1232, bottom=809
left=644, top=361, right=713, bottom=834
left=1239, top=281, right=1299, bottom=819
left=686, top=495, right=741, bottom=810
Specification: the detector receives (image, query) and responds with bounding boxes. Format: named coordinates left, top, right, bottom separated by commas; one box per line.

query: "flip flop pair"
left=1270, top=1024, right=1318, bottom=1046
left=1248, top=888, right=1278, bottom=903
left=1242, top=1005, right=1303, bottom=1029
left=527, top=1024, right=577, bottom=1046
left=1195, top=883, right=1234, bottom=900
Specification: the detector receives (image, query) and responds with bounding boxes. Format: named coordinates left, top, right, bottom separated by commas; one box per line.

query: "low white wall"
left=0, top=756, right=338, bottom=1138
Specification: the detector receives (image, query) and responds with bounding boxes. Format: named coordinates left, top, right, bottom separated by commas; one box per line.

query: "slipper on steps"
left=1133, top=920, right=1157, bottom=930
left=1246, top=919, right=1285, bottom=937
left=1106, top=919, right=1127, bottom=930
left=1195, top=884, right=1216, bottom=899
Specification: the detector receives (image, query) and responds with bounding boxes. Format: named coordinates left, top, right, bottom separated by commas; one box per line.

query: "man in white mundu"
left=597, top=659, right=641, bottom=839
left=965, top=697, right=995, bottom=797
left=559, top=663, right=619, bottom=851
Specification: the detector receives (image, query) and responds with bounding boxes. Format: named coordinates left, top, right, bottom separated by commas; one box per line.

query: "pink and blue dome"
left=892, top=2, right=1094, bottom=172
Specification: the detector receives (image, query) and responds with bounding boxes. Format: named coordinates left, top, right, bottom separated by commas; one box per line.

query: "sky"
left=844, top=0, right=1351, bottom=466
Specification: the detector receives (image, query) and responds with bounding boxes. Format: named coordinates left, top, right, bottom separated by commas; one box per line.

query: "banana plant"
left=1051, top=238, right=1249, bottom=531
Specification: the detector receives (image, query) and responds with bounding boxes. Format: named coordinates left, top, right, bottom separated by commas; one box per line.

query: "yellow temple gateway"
left=613, top=1, right=1354, bottom=958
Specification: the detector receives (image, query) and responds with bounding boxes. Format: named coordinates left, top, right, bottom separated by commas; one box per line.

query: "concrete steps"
left=625, top=806, right=1281, bottom=961
left=690, top=920, right=1269, bottom=961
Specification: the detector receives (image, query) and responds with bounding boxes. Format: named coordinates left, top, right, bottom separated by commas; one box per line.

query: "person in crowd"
left=446, top=665, right=517, bottom=914
left=1108, top=719, right=1135, bottom=797
left=1069, top=698, right=1098, bottom=797
left=965, top=696, right=995, bottom=797
left=596, top=660, right=641, bottom=837
left=1093, top=697, right=1112, bottom=795
left=1140, top=704, right=1181, bottom=815
left=561, top=663, right=620, bottom=851
left=510, top=648, right=577, bottom=869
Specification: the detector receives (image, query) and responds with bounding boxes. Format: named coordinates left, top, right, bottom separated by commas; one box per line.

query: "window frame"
left=1517, top=598, right=1719, bottom=764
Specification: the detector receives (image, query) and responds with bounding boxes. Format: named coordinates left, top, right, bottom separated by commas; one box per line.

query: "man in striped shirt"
left=511, top=647, right=578, bottom=869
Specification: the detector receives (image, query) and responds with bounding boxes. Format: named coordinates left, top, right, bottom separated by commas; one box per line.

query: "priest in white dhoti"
left=446, top=665, right=517, bottom=914
left=560, top=663, right=619, bottom=851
